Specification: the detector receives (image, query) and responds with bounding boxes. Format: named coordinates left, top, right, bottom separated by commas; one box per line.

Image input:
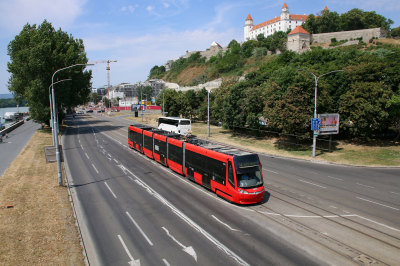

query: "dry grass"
left=0, top=127, right=85, bottom=265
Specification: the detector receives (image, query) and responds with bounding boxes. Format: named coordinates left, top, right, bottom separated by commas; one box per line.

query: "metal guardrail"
left=0, top=120, right=24, bottom=136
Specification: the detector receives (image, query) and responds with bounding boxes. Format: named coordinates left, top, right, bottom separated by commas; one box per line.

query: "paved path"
left=0, top=120, right=41, bottom=176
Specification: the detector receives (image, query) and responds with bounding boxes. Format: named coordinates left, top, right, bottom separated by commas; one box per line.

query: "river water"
left=0, top=107, right=30, bottom=126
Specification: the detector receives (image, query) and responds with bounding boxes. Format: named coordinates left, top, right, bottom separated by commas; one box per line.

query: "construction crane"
left=88, top=60, right=117, bottom=89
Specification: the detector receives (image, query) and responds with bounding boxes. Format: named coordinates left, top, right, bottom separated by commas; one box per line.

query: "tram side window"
left=209, top=159, right=225, bottom=185
left=144, top=135, right=152, bottom=150
left=228, top=162, right=235, bottom=188
left=169, top=144, right=183, bottom=165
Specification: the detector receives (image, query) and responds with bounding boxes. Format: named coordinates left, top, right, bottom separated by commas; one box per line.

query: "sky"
left=1, top=0, right=399, bottom=94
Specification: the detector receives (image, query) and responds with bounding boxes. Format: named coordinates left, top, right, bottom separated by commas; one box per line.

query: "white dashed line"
left=304, top=170, right=317, bottom=175
left=162, top=259, right=171, bottom=266
left=105, top=182, right=117, bottom=198
left=92, top=164, right=99, bottom=173
left=390, top=191, right=400, bottom=195
left=264, top=169, right=278, bottom=174
left=357, top=183, right=375, bottom=189
left=328, top=176, right=343, bottom=180
left=330, top=206, right=337, bottom=209
left=357, top=197, right=399, bottom=210
left=299, top=180, right=326, bottom=188
left=343, top=210, right=350, bottom=213
left=85, top=153, right=89, bottom=159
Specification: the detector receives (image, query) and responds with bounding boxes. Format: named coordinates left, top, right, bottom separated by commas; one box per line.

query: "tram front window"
left=233, top=154, right=263, bottom=188
left=237, top=169, right=262, bottom=188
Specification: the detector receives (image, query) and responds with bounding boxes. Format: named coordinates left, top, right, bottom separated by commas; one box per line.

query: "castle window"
left=289, top=21, right=291, bottom=23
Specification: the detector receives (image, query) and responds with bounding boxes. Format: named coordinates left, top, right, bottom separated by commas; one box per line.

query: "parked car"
left=86, top=110, right=93, bottom=113
left=77, top=111, right=84, bottom=114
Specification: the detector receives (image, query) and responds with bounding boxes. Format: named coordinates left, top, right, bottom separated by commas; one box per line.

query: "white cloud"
left=164, top=3, right=170, bottom=8
left=121, top=6, right=127, bottom=11
left=146, top=6, right=155, bottom=12
left=128, top=5, right=135, bottom=13
left=0, top=0, right=87, bottom=34
left=84, top=27, right=239, bottom=87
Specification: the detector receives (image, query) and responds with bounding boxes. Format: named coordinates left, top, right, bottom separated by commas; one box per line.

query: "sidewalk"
left=0, top=120, right=41, bottom=176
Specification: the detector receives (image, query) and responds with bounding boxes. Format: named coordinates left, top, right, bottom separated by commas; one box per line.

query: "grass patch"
left=0, top=126, right=85, bottom=265
left=122, top=113, right=400, bottom=166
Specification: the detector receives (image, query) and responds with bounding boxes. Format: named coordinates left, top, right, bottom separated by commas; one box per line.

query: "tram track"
left=247, top=187, right=400, bottom=265
left=75, top=115, right=400, bottom=265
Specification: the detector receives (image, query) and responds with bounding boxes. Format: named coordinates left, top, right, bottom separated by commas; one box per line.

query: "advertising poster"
left=318, top=114, right=339, bottom=135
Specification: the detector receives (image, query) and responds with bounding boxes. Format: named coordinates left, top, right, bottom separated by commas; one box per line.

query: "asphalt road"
left=63, top=113, right=400, bottom=265
left=0, top=120, right=41, bottom=176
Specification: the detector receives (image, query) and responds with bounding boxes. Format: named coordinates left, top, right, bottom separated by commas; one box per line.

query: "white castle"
left=244, top=3, right=328, bottom=41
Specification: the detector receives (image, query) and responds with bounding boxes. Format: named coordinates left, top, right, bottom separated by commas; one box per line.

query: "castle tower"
left=280, top=3, right=290, bottom=21
left=244, top=14, right=253, bottom=41
left=287, top=26, right=311, bottom=54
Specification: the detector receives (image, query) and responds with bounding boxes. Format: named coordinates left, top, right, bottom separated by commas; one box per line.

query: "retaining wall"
left=312, top=28, right=388, bottom=43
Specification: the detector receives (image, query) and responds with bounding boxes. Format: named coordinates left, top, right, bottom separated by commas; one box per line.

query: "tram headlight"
left=238, top=189, right=249, bottom=194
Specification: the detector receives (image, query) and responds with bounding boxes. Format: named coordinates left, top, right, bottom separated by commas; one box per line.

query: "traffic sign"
left=311, top=118, right=321, bottom=131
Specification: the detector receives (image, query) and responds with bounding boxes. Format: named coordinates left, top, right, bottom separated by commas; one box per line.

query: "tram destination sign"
left=318, top=114, right=339, bottom=135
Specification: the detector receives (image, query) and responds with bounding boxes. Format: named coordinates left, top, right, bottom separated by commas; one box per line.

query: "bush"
left=331, top=38, right=337, bottom=43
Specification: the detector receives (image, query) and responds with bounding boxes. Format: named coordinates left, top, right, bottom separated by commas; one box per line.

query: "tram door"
left=202, top=157, right=211, bottom=189
left=186, top=150, right=195, bottom=181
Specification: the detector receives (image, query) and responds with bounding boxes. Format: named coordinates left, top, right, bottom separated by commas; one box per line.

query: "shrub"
left=331, top=38, right=337, bottom=43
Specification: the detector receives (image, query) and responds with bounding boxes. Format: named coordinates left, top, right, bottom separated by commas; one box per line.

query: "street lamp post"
left=49, top=79, right=72, bottom=145
left=52, top=63, right=94, bottom=186
left=297, top=69, right=344, bottom=158
left=207, top=88, right=210, bottom=138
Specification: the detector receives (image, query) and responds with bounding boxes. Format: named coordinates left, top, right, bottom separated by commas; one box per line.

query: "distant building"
left=244, top=3, right=320, bottom=41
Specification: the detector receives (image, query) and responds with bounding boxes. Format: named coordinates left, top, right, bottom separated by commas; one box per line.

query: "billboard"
left=318, top=114, right=339, bottom=135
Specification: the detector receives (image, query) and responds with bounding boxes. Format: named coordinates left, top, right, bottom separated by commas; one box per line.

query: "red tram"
left=128, top=124, right=265, bottom=204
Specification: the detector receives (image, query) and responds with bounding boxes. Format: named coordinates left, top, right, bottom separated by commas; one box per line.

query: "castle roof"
left=288, top=26, right=310, bottom=35
left=324, top=6, right=329, bottom=11
left=250, top=14, right=308, bottom=31
left=211, top=41, right=222, bottom=48
left=282, top=3, right=288, bottom=8
left=246, top=14, right=253, bottom=20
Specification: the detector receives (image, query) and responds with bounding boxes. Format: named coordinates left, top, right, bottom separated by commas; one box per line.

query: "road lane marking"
left=356, top=215, right=400, bottom=232
left=343, top=210, right=350, bottom=213
left=85, top=153, right=89, bottom=159
left=212, top=215, right=240, bottom=231
left=117, top=235, right=140, bottom=266
left=357, top=183, right=374, bottom=189
left=105, top=182, right=117, bottom=198
left=114, top=159, right=119, bottom=163
left=92, top=164, right=99, bottom=173
left=162, top=227, right=197, bottom=262
left=390, top=191, right=400, bottom=195
left=162, top=259, right=170, bottom=266
left=304, top=170, right=317, bottom=174
left=328, top=176, right=343, bottom=180
left=126, top=212, right=153, bottom=246
left=263, top=169, right=278, bottom=174
left=299, top=180, right=326, bottom=188
left=81, top=145, right=84, bottom=150
left=357, top=197, right=399, bottom=210
left=130, top=177, right=250, bottom=265
left=107, top=153, right=112, bottom=157
left=330, top=206, right=337, bottom=209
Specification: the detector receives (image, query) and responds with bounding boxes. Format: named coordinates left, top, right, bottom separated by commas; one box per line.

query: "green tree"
left=137, top=85, right=154, bottom=101
left=391, top=27, right=400, bottom=37
left=7, top=20, right=92, bottom=124
left=339, top=82, right=393, bottom=139
left=303, top=14, right=318, bottom=34
left=92, top=93, right=102, bottom=103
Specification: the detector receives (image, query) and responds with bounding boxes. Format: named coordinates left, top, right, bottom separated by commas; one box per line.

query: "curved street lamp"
left=52, top=63, right=94, bottom=186
left=297, top=69, right=344, bottom=158
left=49, top=79, right=72, bottom=145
